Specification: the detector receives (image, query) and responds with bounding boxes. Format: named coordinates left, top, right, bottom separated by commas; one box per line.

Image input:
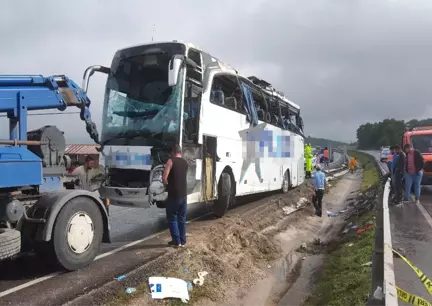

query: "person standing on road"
left=349, top=157, right=357, bottom=174
left=71, top=155, right=103, bottom=190
left=312, top=164, right=326, bottom=217
left=162, top=144, right=189, bottom=248
left=305, top=143, right=313, bottom=178
left=389, top=146, right=399, bottom=200
left=403, top=144, right=424, bottom=204
left=393, top=145, right=406, bottom=206
left=323, top=147, right=329, bottom=168
left=386, top=146, right=395, bottom=173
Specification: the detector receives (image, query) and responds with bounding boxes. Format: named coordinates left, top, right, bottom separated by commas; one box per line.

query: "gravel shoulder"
left=64, top=170, right=356, bottom=306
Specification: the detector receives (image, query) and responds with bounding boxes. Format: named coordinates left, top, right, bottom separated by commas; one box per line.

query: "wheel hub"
left=67, top=212, right=94, bottom=254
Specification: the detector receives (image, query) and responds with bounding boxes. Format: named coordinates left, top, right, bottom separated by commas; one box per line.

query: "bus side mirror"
left=82, top=65, right=110, bottom=93
left=168, top=56, right=184, bottom=87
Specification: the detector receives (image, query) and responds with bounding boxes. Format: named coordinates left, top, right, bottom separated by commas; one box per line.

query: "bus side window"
left=251, top=88, right=268, bottom=122
left=210, top=74, right=241, bottom=112
left=183, top=81, right=202, bottom=143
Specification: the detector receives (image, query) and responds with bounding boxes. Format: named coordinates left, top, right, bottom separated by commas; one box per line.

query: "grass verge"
left=348, top=150, right=380, bottom=191
left=302, top=151, right=379, bottom=306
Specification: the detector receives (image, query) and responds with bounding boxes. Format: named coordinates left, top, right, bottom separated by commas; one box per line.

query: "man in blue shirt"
left=313, top=164, right=326, bottom=217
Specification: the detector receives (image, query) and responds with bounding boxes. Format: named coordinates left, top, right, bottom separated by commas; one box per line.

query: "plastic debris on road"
left=187, top=281, right=193, bottom=292
left=356, top=223, right=374, bottom=235
left=115, top=275, right=126, bottom=281
left=373, top=286, right=384, bottom=300
left=327, top=211, right=339, bottom=217
left=125, top=287, right=136, bottom=295
left=149, top=276, right=189, bottom=303
left=296, top=197, right=309, bottom=209
left=282, top=206, right=297, bottom=215
left=193, top=271, right=209, bottom=287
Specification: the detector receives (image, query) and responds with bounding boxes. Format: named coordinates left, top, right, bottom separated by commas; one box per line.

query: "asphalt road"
left=368, top=151, right=432, bottom=304
left=0, top=152, right=346, bottom=304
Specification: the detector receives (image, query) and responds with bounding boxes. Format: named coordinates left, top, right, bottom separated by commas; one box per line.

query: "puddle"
left=277, top=255, right=325, bottom=306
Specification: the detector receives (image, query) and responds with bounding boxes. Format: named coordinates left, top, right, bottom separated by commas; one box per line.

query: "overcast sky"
left=1, top=0, right=432, bottom=143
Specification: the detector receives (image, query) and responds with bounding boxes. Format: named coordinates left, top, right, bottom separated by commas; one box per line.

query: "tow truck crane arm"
left=0, top=73, right=110, bottom=271
left=0, top=75, right=100, bottom=145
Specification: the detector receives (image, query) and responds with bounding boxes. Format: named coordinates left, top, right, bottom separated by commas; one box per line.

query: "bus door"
left=203, top=135, right=217, bottom=201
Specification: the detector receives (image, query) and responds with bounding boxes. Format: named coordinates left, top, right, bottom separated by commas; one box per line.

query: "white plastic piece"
left=193, top=271, right=208, bottom=286
left=149, top=277, right=189, bottom=303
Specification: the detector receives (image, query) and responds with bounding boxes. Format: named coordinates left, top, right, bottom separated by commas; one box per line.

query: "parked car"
left=380, top=147, right=391, bottom=162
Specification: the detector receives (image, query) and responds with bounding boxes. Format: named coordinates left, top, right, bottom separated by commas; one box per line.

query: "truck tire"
left=212, top=173, right=231, bottom=218
left=51, top=197, right=103, bottom=271
left=0, top=228, right=21, bottom=260
left=281, top=170, right=290, bottom=194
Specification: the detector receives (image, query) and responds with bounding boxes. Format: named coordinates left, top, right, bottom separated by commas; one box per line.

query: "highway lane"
left=368, top=151, right=432, bottom=304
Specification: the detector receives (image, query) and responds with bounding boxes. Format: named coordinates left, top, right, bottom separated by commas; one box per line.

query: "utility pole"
left=152, top=24, right=155, bottom=42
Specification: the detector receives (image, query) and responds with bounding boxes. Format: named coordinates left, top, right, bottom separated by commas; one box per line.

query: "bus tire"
left=51, top=197, right=103, bottom=271
left=0, top=229, right=21, bottom=260
left=282, top=170, right=290, bottom=194
left=212, top=173, right=231, bottom=218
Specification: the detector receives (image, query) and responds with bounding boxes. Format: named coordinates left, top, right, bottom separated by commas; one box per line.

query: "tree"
left=356, top=118, right=406, bottom=149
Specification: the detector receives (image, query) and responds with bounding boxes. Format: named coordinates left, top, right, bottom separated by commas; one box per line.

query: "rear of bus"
left=403, top=127, right=432, bottom=185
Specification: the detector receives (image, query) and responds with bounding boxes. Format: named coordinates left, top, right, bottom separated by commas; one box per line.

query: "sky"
left=1, top=0, right=432, bottom=143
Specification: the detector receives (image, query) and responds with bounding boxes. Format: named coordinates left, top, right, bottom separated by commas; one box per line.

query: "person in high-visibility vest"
left=305, top=143, right=313, bottom=178
left=349, top=157, right=357, bottom=174
left=323, top=147, right=329, bottom=168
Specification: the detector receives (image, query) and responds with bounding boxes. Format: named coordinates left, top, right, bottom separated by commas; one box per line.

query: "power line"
left=0, top=111, right=80, bottom=118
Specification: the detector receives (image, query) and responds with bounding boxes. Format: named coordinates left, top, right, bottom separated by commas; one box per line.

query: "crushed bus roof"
left=114, top=41, right=300, bottom=110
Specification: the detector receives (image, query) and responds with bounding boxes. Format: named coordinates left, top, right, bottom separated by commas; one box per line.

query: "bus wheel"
left=212, top=173, right=231, bottom=218
left=51, top=197, right=103, bottom=271
left=282, top=170, right=290, bottom=194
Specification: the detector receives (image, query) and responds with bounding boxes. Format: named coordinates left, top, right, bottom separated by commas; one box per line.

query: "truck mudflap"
left=31, top=189, right=110, bottom=243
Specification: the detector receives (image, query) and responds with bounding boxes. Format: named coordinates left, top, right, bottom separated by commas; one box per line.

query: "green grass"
left=303, top=152, right=379, bottom=306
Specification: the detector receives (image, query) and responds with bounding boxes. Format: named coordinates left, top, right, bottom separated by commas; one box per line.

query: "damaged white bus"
left=91, top=41, right=305, bottom=217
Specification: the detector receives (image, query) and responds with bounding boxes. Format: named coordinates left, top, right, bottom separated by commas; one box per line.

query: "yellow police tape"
left=389, top=246, right=432, bottom=305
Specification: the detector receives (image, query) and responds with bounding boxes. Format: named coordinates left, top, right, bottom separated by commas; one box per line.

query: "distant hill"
left=307, top=137, right=348, bottom=149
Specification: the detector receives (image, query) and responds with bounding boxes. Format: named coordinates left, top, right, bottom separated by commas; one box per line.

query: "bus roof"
left=115, top=41, right=300, bottom=111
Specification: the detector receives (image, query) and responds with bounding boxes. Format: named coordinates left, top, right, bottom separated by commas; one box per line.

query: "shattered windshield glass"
left=101, top=51, right=186, bottom=147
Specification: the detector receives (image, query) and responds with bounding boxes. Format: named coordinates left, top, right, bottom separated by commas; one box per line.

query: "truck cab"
left=402, top=126, right=432, bottom=185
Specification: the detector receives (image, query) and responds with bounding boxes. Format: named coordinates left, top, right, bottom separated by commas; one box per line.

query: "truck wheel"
left=0, top=229, right=21, bottom=260
left=212, top=173, right=231, bottom=218
left=52, top=197, right=103, bottom=271
left=282, top=170, right=290, bottom=193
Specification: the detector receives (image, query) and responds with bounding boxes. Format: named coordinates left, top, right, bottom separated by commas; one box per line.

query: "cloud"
left=1, top=0, right=432, bottom=143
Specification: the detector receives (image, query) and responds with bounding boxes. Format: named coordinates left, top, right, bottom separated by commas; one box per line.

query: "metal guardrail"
left=360, top=152, right=398, bottom=306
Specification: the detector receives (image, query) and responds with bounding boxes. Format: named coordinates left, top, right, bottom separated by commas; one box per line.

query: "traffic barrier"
left=364, top=152, right=432, bottom=306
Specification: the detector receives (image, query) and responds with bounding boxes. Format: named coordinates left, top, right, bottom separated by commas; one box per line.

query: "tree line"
left=356, top=118, right=432, bottom=150
left=308, top=137, right=347, bottom=148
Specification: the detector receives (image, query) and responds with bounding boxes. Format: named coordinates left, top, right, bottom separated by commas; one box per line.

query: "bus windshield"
left=411, top=134, right=432, bottom=154
left=101, top=45, right=186, bottom=147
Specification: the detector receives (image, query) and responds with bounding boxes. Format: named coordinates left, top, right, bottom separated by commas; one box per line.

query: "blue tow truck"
left=0, top=73, right=110, bottom=271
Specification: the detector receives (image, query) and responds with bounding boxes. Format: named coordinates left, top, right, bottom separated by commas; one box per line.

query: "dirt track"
left=65, top=171, right=360, bottom=306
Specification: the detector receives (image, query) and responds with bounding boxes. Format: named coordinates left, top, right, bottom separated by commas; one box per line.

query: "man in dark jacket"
left=403, top=144, right=424, bottom=204
left=393, top=145, right=405, bottom=206
left=162, top=144, right=189, bottom=248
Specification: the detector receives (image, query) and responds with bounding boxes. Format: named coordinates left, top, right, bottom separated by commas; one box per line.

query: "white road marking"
left=416, top=202, right=432, bottom=229
left=0, top=213, right=209, bottom=298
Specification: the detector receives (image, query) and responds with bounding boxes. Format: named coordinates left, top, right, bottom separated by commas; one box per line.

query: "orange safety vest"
left=349, top=159, right=356, bottom=169
left=386, top=154, right=393, bottom=162
left=323, top=149, right=329, bottom=158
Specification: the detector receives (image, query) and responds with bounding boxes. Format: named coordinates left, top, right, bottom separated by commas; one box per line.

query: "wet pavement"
left=369, top=151, right=432, bottom=304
